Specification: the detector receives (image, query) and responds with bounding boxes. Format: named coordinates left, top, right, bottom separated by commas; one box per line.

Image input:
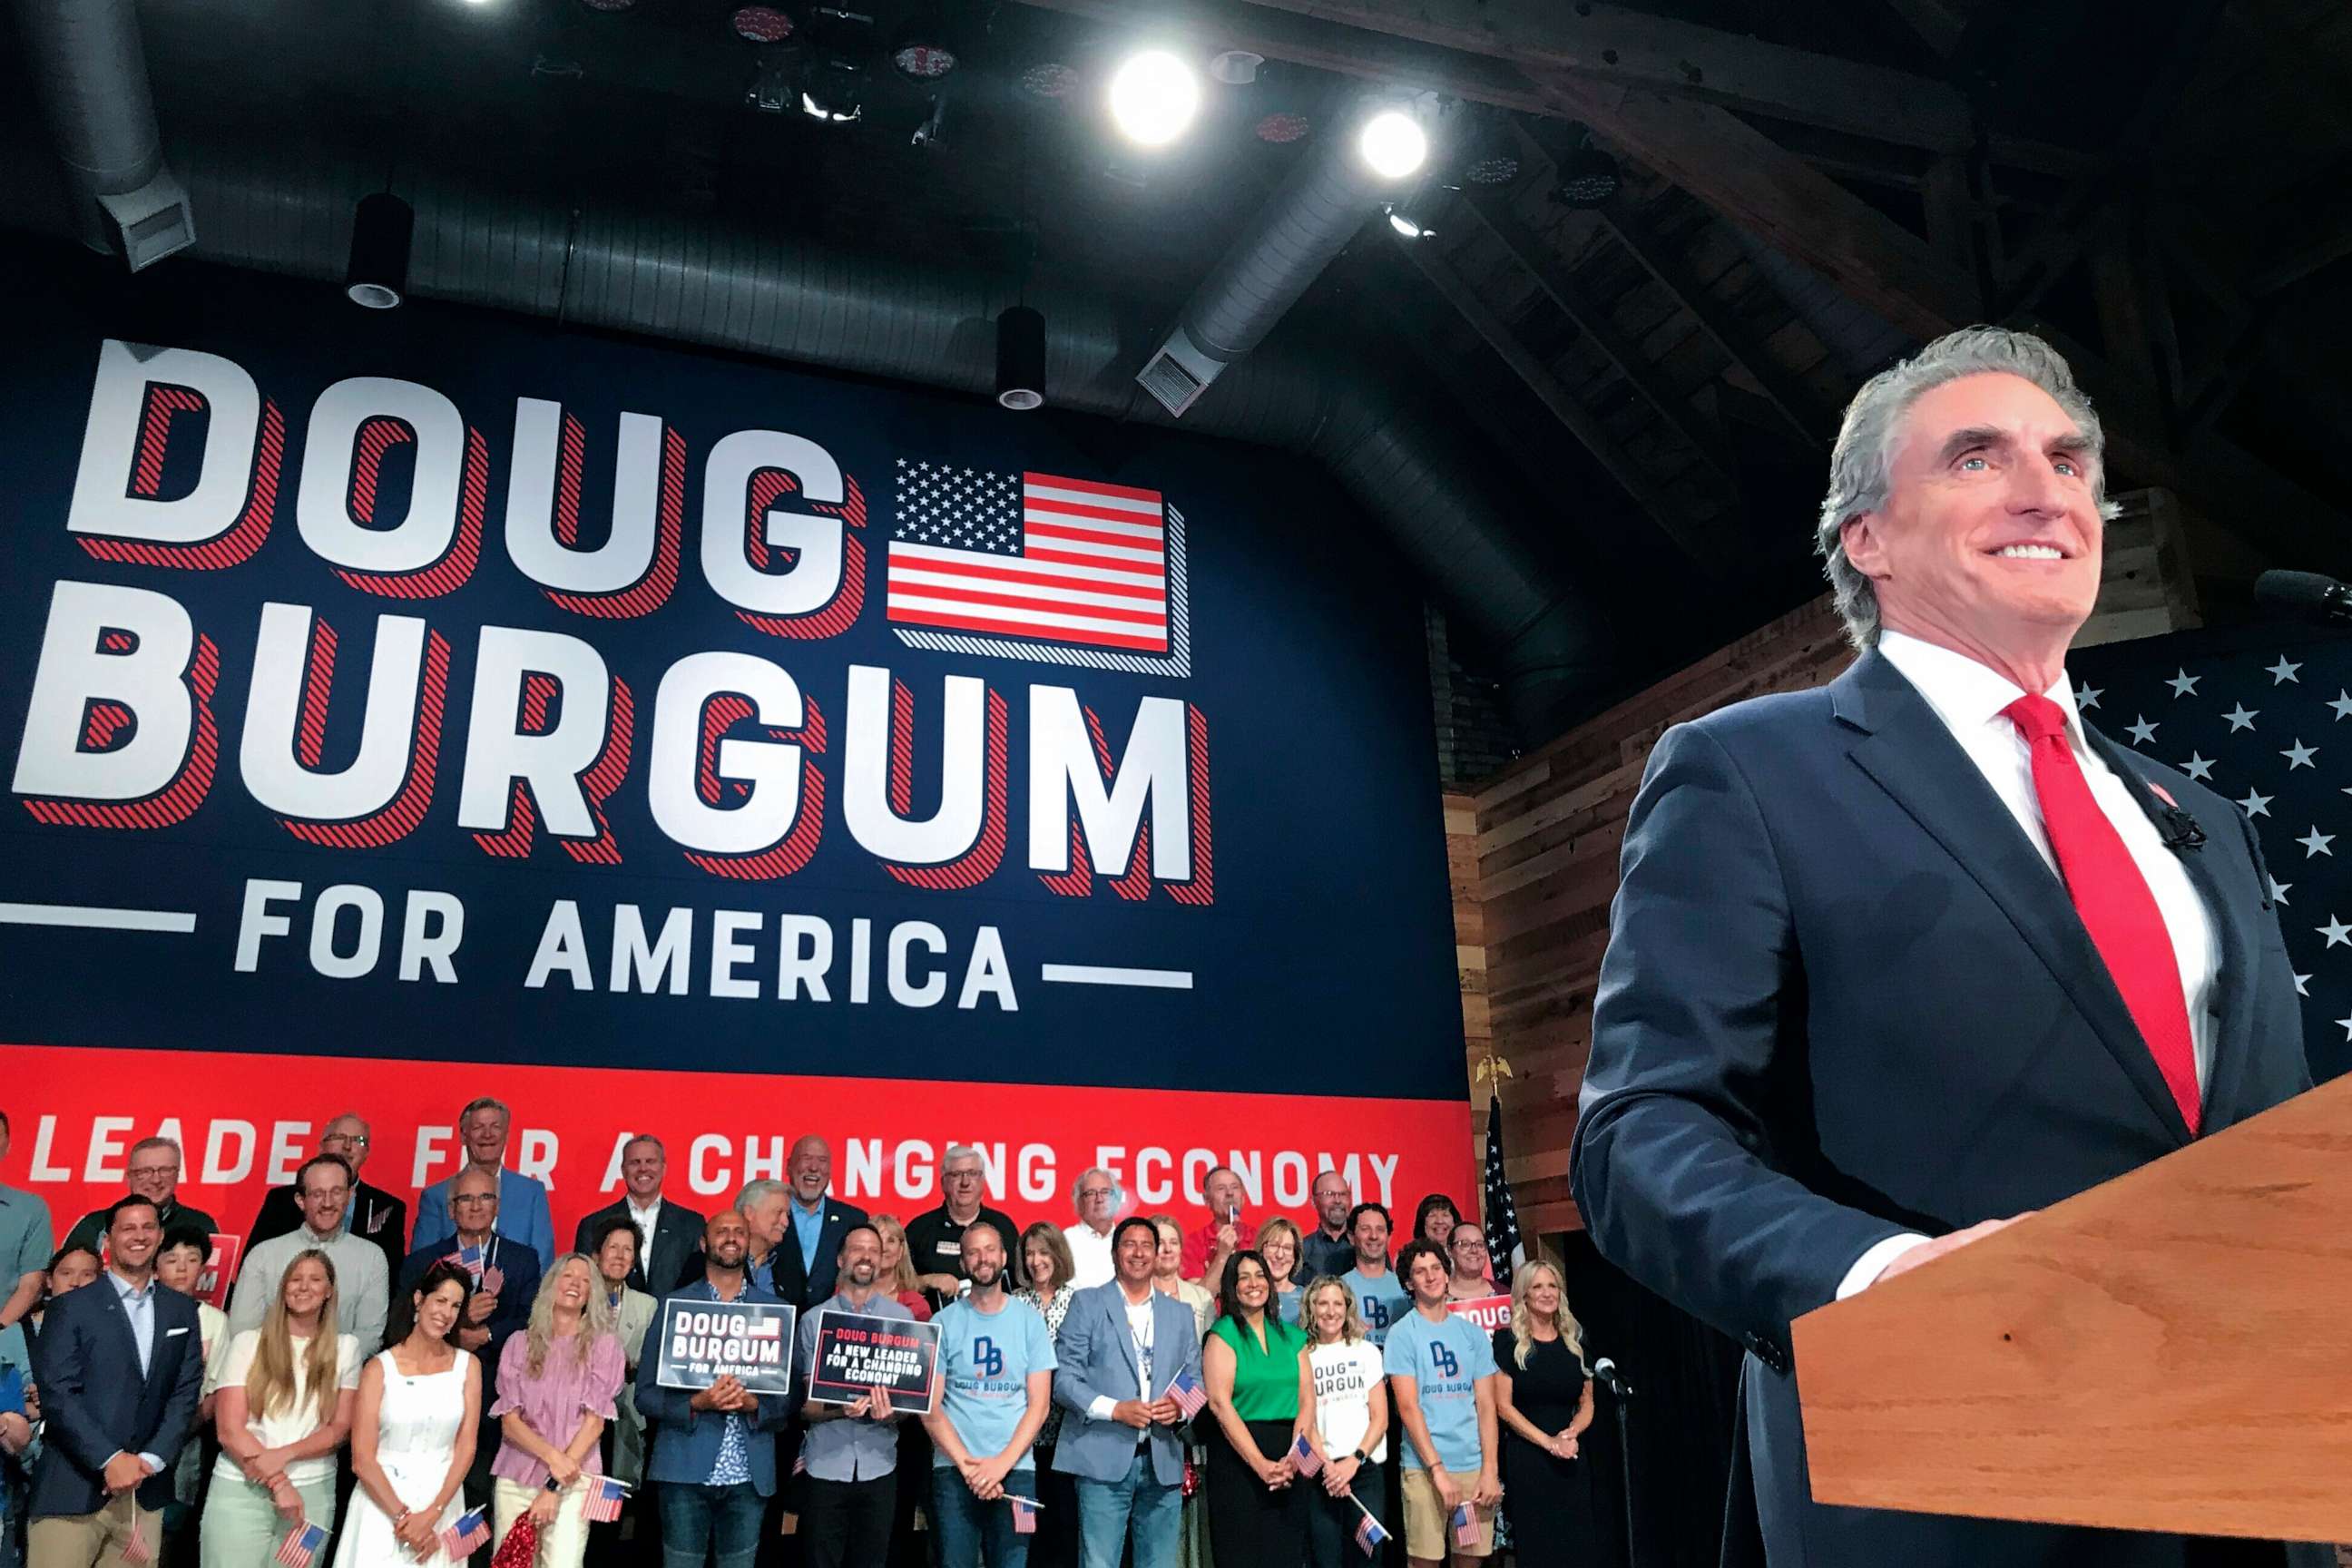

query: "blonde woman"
left=867, top=1213, right=935, bottom=1322
left=490, top=1253, right=624, bottom=1568
left=201, top=1249, right=360, bottom=1564
left=1149, top=1215, right=1214, bottom=1337
left=1294, top=1277, right=1388, bottom=1568
left=1489, top=1258, right=1597, bottom=1556
left=1255, top=1217, right=1307, bottom=1327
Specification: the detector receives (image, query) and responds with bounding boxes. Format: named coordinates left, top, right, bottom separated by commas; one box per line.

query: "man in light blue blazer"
left=409, top=1096, right=556, bottom=1269
left=1052, top=1217, right=1201, bottom=1568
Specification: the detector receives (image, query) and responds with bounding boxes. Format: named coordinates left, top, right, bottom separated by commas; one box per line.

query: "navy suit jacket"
left=768, top=1196, right=868, bottom=1311
left=26, top=1274, right=203, bottom=1518
left=397, top=1237, right=539, bottom=1364
left=634, top=1278, right=793, bottom=1496
left=573, top=1198, right=708, bottom=1298
left=1573, top=650, right=2322, bottom=1568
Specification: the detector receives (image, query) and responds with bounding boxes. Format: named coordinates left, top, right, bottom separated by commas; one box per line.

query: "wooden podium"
left=1789, top=1074, right=2352, bottom=1544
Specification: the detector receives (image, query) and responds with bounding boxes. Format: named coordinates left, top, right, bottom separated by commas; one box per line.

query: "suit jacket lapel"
left=1833, top=652, right=2192, bottom=1145
left=1105, top=1289, right=1141, bottom=1383
left=93, top=1279, right=150, bottom=1382
left=2084, top=727, right=2257, bottom=1125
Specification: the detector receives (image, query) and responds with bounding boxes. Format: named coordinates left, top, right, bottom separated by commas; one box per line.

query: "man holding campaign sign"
left=795, top=1225, right=935, bottom=1568
left=635, top=1210, right=793, bottom=1568
left=923, top=1224, right=1057, bottom=1568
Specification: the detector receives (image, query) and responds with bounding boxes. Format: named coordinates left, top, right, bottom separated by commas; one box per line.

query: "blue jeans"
left=658, top=1481, right=765, bottom=1568
left=930, top=1466, right=1032, bottom=1568
left=1073, top=1450, right=1181, bottom=1568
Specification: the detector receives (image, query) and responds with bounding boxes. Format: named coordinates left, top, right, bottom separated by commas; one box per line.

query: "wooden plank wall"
left=1452, top=491, right=2201, bottom=1236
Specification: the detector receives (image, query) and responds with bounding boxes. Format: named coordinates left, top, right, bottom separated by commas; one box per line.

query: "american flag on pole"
left=274, top=1520, right=328, bottom=1568
left=120, top=1511, right=153, bottom=1565
left=441, top=1505, right=492, bottom=1559
left=887, top=463, right=1191, bottom=677
left=1353, top=1503, right=1390, bottom=1558
left=1289, top=1434, right=1323, bottom=1477
left=1483, top=1093, right=1527, bottom=1289
left=1010, top=1497, right=1039, bottom=1534
left=1164, top=1365, right=1208, bottom=1421
left=1452, top=1504, right=1481, bottom=1547
left=584, top=1475, right=629, bottom=1524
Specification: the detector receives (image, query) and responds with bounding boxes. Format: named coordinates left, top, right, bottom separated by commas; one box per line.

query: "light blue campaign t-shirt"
left=1341, top=1267, right=1409, bottom=1347
left=1383, top=1308, right=1495, bottom=1474
left=931, top=1294, right=1058, bottom=1471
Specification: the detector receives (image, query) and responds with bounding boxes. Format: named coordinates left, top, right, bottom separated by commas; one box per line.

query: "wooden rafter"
left=1453, top=190, right=1738, bottom=482
left=1399, top=237, right=1735, bottom=576
left=1236, top=0, right=1973, bottom=151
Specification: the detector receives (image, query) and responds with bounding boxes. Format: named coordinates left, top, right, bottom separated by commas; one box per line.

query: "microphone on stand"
left=1592, top=1357, right=1635, bottom=1397
left=2253, top=570, right=2352, bottom=623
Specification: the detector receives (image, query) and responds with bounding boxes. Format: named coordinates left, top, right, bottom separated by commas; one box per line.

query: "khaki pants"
left=28, top=1494, right=162, bottom=1568
left=492, top=1478, right=593, bottom=1568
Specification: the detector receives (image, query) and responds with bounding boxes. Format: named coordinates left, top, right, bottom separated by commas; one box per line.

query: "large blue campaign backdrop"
left=0, top=250, right=1474, bottom=1246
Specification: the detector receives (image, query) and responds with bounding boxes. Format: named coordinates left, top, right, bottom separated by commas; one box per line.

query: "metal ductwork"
left=1136, top=100, right=1414, bottom=417
left=11, top=0, right=192, bottom=269
left=0, top=126, right=1612, bottom=737
left=1731, top=224, right=1911, bottom=381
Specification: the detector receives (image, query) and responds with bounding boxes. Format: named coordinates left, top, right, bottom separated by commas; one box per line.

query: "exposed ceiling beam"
left=1877, top=0, right=1966, bottom=58
left=1236, top=0, right=1974, bottom=150
left=1589, top=196, right=1832, bottom=447
left=1454, top=189, right=1739, bottom=482
left=2250, top=170, right=2352, bottom=298
left=1007, top=1, right=2093, bottom=179
left=1398, top=235, right=1736, bottom=575
left=1527, top=76, right=2350, bottom=565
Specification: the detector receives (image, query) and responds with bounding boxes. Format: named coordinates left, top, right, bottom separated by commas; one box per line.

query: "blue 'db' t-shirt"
left=1341, top=1267, right=1410, bottom=1347
left=1383, top=1308, right=1496, bottom=1474
left=931, top=1295, right=1058, bottom=1471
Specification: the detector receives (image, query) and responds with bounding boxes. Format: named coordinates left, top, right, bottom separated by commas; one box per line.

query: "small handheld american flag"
left=119, top=1511, right=153, bottom=1566
left=274, top=1520, right=328, bottom=1568
left=583, top=1475, right=629, bottom=1524
left=1165, top=1367, right=1207, bottom=1421
left=442, top=1504, right=492, bottom=1558
left=1009, top=1496, right=1039, bottom=1535
left=1452, top=1503, right=1480, bottom=1547
left=1353, top=1503, right=1389, bottom=1558
left=1289, top=1434, right=1322, bottom=1477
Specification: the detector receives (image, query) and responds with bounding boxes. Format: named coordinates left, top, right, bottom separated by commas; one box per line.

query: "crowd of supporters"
left=0, top=1104, right=1601, bottom=1568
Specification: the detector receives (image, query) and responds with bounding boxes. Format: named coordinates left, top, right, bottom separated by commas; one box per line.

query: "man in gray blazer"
left=1051, top=1217, right=1201, bottom=1568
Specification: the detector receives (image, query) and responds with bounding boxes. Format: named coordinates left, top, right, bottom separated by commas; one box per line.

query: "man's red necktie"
left=2004, top=694, right=2200, bottom=1133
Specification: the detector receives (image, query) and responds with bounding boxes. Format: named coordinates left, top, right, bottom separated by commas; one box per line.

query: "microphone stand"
left=1598, top=1365, right=1638, bottom=1566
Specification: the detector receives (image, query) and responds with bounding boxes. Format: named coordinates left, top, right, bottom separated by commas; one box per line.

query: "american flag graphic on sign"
left=887, top=462, right=1191, bottom=677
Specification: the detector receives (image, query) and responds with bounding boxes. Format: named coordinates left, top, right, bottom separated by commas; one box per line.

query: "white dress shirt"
left=1838, top=632, right=2223, bottom=1298
left=628, top=1195, right=665, bottom=1278
left=1066, top=1221, right=1118, bottom=1289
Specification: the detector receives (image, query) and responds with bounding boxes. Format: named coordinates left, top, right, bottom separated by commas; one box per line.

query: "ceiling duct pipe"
left=12, top=0, right=193, bottom=269
left=0, top=134, right=1611, bottom=739
left=1730, top=224, right=1911, bottom=381
left=1135, top=99, right=1421, bottom=417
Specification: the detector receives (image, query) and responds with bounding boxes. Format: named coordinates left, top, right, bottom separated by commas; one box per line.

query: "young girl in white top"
left=1296, top=1277, right=1392, bottom=1568
left=201, top=1248, right=361, bottom=1566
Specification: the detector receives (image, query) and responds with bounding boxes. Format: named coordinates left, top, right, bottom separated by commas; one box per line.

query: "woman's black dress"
left=1491, top=1327, right=1601, bottom=1561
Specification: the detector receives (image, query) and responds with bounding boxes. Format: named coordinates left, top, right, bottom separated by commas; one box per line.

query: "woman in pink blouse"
left=490, top=1252, right=623, bottom=1568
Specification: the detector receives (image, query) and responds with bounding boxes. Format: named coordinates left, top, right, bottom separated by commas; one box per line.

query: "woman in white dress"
left=336, top=1260, right=483, bottom=1566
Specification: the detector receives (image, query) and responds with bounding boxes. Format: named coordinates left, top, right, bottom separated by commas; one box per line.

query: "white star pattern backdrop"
left=2072, top=623, right=2352, bottom=1084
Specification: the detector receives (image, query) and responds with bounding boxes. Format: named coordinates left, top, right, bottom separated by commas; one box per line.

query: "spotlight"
left=1209, top=49, right=1262, bottom=85
left=730, top=5, right=793, bottom=42
left=1020, top=61, right=1078, bottom=100
left=1107, top=49, right=1199, bottom=147
left=1357, top=109, right=1427, bottom=180
left=890, top=5, right=958, bottom=81
left=1385, top=204, right=1435, bottom=240
left=345, top=192, right=414, bottom=309
left=1551, top=137, right=1622, bottom=208
left=1253, top=112, right=1309, bottom=145
left=995, top=306, right=1046, bottom=411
